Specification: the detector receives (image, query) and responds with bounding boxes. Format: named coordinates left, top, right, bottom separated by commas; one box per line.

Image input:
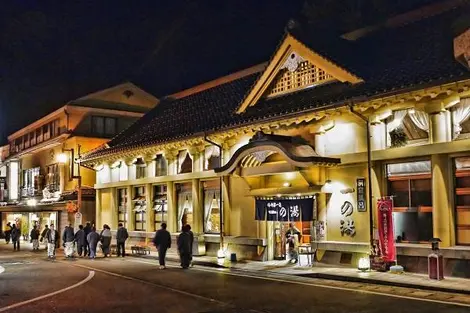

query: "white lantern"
left=358, top=256, right=370, bottom=272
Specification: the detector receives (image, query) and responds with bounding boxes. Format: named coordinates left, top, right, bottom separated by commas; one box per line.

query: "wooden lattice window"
left=267, top=61, right=334, bottom=97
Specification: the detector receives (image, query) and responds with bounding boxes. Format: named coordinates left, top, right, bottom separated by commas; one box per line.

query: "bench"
left=131, top=245, right=151, bottom=256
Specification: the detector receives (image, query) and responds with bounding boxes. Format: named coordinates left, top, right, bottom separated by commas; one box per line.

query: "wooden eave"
left=82, top=78, right=470, bottom=168
left=236, top=33, right=364, bottom=114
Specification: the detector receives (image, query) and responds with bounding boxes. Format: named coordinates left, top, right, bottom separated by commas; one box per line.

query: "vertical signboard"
left=357, top=178, right=366, bottom=212
left=377, top=198, right=395, bottom=262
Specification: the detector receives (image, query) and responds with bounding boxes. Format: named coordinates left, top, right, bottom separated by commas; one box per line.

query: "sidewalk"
left=2, top=241, right=470, bottom=295
left=146, top=249, right=470, bottom=295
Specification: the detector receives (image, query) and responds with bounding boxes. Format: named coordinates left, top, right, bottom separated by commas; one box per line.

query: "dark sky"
left=0, top=0, right=441, bottom=143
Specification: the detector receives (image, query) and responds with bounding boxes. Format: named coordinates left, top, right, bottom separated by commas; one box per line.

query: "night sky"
left=0, top=0, right=440, bottom=143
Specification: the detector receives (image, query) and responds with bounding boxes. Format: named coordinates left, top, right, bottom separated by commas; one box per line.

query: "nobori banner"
left=255, top=197, right=315, bottom=221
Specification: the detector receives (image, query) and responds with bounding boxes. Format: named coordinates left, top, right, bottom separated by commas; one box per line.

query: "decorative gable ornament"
left=281, top=52, right=305, bottom=72
left=236, top=34, right=363, bottom=114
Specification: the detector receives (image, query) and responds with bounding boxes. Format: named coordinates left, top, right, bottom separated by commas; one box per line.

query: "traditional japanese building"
left=82, top=2, right=470, bottom=276
left=0, top=82, right=158, bottom=240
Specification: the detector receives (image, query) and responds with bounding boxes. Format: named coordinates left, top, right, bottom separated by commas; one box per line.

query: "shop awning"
left=214, top=131, right=340, bottom=176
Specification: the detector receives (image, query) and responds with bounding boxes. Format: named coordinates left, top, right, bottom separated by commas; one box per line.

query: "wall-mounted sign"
left=357, top=178, right=366, bottom=212
left=339, top=201, right=355, bottom=237
left=255, top=197, right=314, bottom=221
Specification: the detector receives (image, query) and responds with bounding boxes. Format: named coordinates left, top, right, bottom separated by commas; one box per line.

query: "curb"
left=128, top=254, right=228, bottom=269
left=299, top=272, right=470, bottom=295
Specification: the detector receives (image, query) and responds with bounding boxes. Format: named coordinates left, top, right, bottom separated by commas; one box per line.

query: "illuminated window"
left=153, top=185, right=167, bottom=231
left=176, top=183, right=192, bottom=231
left=203, top=180, right=220, bottom=233
left=133, top=186, right=146, bottom=231
left=117, top=188, right=128, bottom=228
left=387, top=160, right=432, bottom=243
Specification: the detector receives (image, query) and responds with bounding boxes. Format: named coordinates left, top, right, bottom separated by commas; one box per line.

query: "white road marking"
left=127, top=258, right=470, bottom=308
left=0, top=271, right=95, bottom=312
left=0, top=265, right=4, bottom=275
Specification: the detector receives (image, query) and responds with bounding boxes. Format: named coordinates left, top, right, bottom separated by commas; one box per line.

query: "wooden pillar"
left=110, top=187, right=118, bottom=230
left=191, top=179, right=202, bottom=233
left=95, top=189, right=102, bottom=228
left=371, top=161, right=384, bottom=232
left=430, top=111, right=451, bottom=143
left=145, top=183, right=154, bottom=233
left=59, top=163, right=66, bottom=193
left=126, top=185, right=134, bottom=231
left=314, top=132, right=326, bottom=156
left=166, top=182, right=177, bottom=233
left=222, top=176, right=231, bottom=236
left=371, top=123, right=386, bottom=151
left=432, top=154, right=453, bottom=247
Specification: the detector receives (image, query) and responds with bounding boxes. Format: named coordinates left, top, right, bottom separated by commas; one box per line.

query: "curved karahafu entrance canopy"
left=215, top=131, right=340, bottom=176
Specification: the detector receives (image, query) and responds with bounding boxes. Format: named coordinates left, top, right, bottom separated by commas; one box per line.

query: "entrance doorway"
left=272, top=221, right=312, bottom=260
left=255, top=196, right=316, bottom=261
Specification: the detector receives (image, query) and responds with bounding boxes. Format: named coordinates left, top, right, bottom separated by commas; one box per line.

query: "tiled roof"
left=83, top=6, right=470, bottom=162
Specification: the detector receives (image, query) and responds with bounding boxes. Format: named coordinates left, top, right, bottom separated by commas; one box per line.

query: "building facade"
left=0, top=82, right=158, bottom=240
left=82, top=4, right=470, bottom=276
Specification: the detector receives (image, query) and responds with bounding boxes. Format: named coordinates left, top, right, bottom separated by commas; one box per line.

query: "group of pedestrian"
left=3, top=222, right=21, bottom=251
left=152, top=223, right=193, bottom=269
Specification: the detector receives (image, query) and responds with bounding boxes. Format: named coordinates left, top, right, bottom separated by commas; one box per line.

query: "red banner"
left=377, top=198, right=395, bottom=262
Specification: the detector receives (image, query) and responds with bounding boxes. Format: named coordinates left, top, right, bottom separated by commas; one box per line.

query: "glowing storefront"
left=82, top=5, right=470, bottom=275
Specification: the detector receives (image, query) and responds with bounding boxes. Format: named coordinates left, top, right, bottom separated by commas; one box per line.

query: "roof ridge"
left=167, top=63, right=266, bottom=100
left=342, top=0, right=467, bottom=41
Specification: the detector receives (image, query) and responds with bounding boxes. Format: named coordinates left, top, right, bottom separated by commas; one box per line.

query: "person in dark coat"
left=11, top=224, right=20, bottom=251
left=116, top=223, right=129, bottom=257
left=83, top=222, right=92, bottom=256
left=100, top=224, right=112, bottom=257
left=30, top=225, right=40, bottom=251
left=74, top=225, right=86, bottom=257
left=187, top=224, right=194, bottom=267
left=87, top=227, right=100, bottom=259
left=177, top=225, right=191, bottom=269
left=40, top=225, right=49, bottom=250
left=153, top=223, right=171, bottom=269
left=4, top=222, right=11, bottom=244
left=62, top=223, right=75, bottom=258
left=45, top=224, right=60, bottom=259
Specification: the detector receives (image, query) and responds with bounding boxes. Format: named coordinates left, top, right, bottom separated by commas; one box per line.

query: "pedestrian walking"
left=45, top=224, right=60, bottom=259
left=4, top=222, right=11, bottom=244
left=62, top=223, right=75, bottom=258
left=177, top=225, right=191, bottom=269
left=74, top=225, right=86, bottom=257
left=116, top=223, right=129, bottom=257
left=83, top=222, right=92, bottom=256
left=152, top=223, right=171, bottom=269
left=40, top=225, right=49, bottom=250
left=187, top=224, right=194, bottom=267
left=30, top=225, right=40, bottom=251
left=87, top=227, right=100, bottom=259
left=100, top=224, right=112, bottom=257
left=11, top=224, right=20, bottom=251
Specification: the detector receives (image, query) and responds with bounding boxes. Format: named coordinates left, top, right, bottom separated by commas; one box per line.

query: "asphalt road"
left=0, top=247, right=469, bottom=313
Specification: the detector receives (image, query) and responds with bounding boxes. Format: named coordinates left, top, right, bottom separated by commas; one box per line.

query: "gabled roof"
left=82, top=5, right=470, bottom=162
left=236, top=33, right=363, bottom=113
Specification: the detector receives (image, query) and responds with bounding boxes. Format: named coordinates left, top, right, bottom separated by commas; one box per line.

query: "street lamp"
left=58, top=146, right=82, bottom=212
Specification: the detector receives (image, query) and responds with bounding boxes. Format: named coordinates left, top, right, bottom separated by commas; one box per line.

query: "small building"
left=0, top=82, right=158, bottom=240
left=82, top=3, right=470, bottom=276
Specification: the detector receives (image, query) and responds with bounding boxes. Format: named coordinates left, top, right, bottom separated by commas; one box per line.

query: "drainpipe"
left=203, top=135, right=224, bottom=255
left=349, top=105, right=374, bottom=252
